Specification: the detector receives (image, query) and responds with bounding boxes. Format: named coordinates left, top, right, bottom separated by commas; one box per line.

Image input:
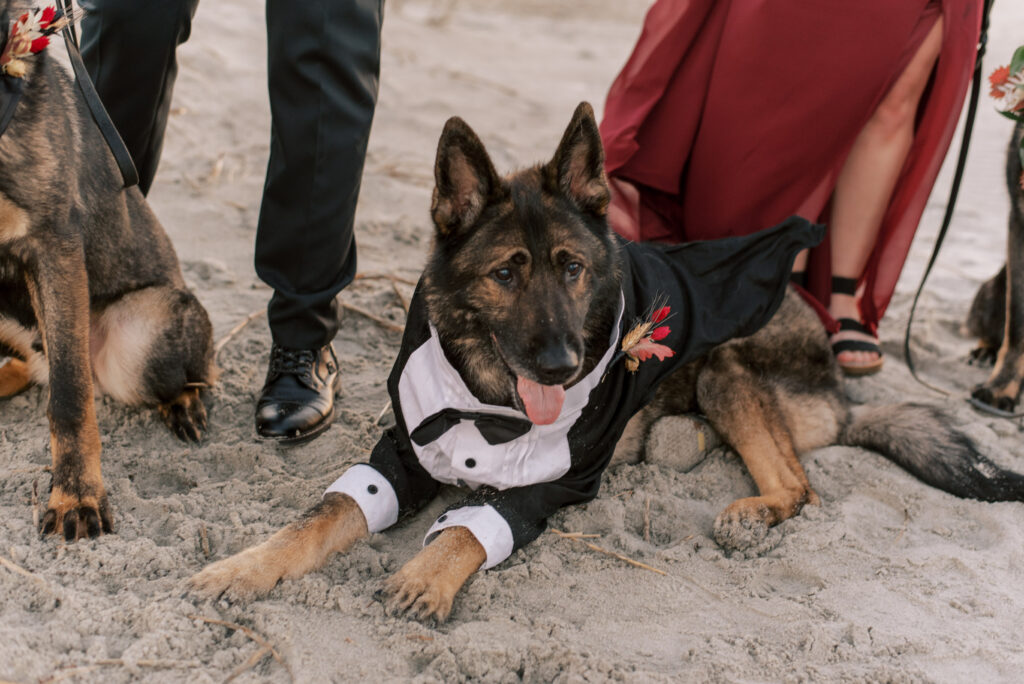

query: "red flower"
left=650, top=325, right=670, bottom=341
left=39, top=6, right=56, bottom=29
left=29, top=36, right=49, bottom=53
left=990, top=65, right=1011, bottom=98
left=651, top=306, right=670, bottom=323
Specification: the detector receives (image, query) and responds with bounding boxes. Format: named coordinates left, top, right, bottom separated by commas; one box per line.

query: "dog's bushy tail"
left=841, top=403, right=1024, bottom=502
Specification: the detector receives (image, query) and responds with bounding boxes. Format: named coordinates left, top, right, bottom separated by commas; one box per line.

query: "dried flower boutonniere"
left=0, top=6, right=72, bottom=79
left=620, top=303, right=675, bottom=372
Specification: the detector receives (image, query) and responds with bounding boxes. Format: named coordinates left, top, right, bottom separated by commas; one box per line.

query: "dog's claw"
left=380, top=574, right=452, bottom=623
left=971, top=384, right=1019, bottom=412
left=189, top=547, right=283, bottom=602
left=967, top=346, right=998, bottom=367
left=160, top=387, right=208, bottom=443
left=41, top=496, right=113, bottom=541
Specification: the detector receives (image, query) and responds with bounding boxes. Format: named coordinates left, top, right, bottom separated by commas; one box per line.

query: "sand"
left=3, top=1, right=1024, bottom=681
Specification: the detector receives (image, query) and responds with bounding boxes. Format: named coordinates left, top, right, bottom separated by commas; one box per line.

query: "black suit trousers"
left=81, top=0, right=384, bottom=349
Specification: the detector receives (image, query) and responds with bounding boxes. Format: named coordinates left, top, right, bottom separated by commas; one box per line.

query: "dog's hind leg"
left=158, top=386, right=207, bottom=442
left=965, top=265, right=1005, bottom=366
left=697, top=348, right=817, bottom=553
left=381, top=526, right=486, bottom=623
left=28, top=239, right=112, bottom=540
left=0, top=313, right=49, bottom=390
left=190, top=493, right=368, bottom=601
left=91, top=286, right=214, bottom=441
left=0, top=358, right=31, bottom=397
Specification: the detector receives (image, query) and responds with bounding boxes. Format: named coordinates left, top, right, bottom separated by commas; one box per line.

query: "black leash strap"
left=902, top=0, right=994, bottom=395
left=60, top=0, right=138, bottom=188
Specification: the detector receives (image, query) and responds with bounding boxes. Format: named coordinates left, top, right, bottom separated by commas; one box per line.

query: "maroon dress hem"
left=600, top=0, right=983, bottom=330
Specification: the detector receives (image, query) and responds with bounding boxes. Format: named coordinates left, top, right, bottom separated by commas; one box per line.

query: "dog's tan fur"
left=190, top=493, right=486, bottom=622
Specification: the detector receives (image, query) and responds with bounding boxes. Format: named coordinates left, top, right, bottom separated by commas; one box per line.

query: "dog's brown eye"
left=566, top=262, right=583, bottom=278
left=494, top=267, right=513, bottom=283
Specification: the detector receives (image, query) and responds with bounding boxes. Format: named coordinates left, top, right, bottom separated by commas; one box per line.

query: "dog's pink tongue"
left=516, top=376, right=566, bottom=425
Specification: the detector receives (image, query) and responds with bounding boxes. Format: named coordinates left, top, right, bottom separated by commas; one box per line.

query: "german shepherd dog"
left=965, top=121, right=1024, bottom=411
left=191, top=103, right=1024, bottom=622
left=0, top=3, right=214, bottom=540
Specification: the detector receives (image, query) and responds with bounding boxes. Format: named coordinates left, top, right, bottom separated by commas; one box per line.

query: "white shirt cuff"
left=423, top=505, right=514, bottom=570
left=324, top=464, right=399, bottom=534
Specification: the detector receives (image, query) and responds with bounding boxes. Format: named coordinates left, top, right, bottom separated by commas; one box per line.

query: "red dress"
left=600, top=0, right=984, bottom=331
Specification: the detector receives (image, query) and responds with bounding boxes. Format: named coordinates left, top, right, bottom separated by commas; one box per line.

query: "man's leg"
left=80, top=0, right=200, bottom=195
left=254, top=0, right=384, bottom=443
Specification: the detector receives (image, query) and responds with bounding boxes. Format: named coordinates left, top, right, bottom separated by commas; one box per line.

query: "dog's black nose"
left=535, top=344, right=579, bottom=384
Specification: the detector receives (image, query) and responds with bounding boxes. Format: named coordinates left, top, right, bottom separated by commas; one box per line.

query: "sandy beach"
left=3, top=1, right=1024, bottom=681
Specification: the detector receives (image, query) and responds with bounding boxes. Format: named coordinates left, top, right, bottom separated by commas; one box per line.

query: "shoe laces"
left=269, top=346, right=317, bottom=377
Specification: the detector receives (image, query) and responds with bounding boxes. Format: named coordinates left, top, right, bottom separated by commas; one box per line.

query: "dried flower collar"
left=989, top=44, right=1024, bottom=189
left=0, top=6, right=70, bottom=79
left=619, top=300, right=675, bottom=372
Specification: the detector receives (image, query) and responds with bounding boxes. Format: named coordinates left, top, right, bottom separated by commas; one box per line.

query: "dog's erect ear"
left=432, top=117, right=501, bottom=237
left=546, top=102, right=610, bottom=216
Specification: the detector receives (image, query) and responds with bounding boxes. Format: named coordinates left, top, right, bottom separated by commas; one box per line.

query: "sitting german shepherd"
left=0, top=4, right=214, bottom=540
left=191, top=103, right=1024, bottom=622
left=965, top=120, right=1024, bottom=411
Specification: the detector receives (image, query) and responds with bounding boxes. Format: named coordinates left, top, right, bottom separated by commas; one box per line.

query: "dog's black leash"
left=59, top=0, right=138, bottom=188
left=902, top=0, right=994, bottom=398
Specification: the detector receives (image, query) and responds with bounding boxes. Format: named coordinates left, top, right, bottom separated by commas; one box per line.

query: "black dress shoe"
left=256, top=344, right=341, bottom=444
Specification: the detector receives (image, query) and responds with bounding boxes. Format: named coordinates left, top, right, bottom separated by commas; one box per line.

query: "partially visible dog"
left=0, top=4, right=214, bottom=540
left=965, top=120, right=1024, bottom=410
left=191, top=103, right=1024, bottom=623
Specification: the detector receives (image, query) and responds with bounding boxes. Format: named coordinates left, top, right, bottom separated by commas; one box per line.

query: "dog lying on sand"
left=191, top=103, right=1024, bottom=622
left=0, top=4, right=214, bottom=540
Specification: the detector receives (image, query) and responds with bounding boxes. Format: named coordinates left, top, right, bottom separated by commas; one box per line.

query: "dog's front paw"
left=41, top=488, right=113, bottom=541
left=159, top=387, right=208, bottom=443
left=189, top=548, right=282, bottom=602
left=380, top=568, right=458, bottom=623
left=971, top=383, right=1020, bottom=413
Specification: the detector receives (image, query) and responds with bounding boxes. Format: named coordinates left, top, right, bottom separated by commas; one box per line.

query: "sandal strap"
left=835, top=317, right=871, bottom=335
left=831, top=276, right=858, bottom=296
left=831, top=338, right=883, bottom=355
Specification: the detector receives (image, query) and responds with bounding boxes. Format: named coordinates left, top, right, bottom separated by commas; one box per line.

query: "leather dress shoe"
left=256, top=344, right=341, bottom=444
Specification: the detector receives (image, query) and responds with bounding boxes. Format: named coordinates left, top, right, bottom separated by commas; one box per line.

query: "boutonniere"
left=620, top=302, right=675, bottom=372
left=0, top=7, right=71, bottom=79
left=990, top=44, right=1024, bottom=189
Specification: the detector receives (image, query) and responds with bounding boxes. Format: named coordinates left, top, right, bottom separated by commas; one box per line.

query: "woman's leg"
left=828, top=16, right=944, bottom=369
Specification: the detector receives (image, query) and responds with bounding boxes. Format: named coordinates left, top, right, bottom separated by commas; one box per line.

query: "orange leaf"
left=628, top=338, right=674, bottom=363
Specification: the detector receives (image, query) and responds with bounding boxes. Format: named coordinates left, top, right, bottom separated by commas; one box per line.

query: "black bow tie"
left=410, top=408, right=534, bottom=446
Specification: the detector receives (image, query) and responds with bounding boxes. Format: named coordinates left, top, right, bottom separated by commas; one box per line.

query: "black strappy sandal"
left=830, top=276, right=884, bottom=377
